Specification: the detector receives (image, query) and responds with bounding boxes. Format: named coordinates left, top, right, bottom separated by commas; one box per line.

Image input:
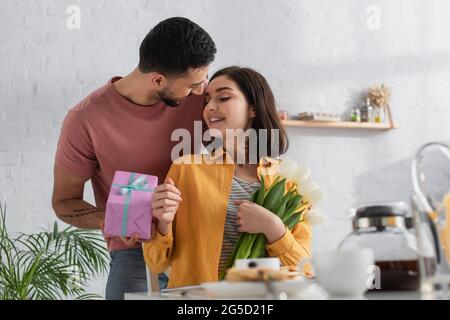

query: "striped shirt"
left=218, top=176, right=260, bottom=275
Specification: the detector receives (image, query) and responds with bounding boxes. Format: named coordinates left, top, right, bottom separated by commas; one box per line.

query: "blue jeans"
left=105, top=247, right=169, bottom=300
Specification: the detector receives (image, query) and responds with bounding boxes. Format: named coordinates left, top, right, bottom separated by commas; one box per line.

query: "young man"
left=52, top=17, right=216, bottom=300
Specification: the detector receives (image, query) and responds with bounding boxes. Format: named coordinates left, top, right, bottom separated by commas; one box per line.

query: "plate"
left=201, top=278, right=313, bottom=299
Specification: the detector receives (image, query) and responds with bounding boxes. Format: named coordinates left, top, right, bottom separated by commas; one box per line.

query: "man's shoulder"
left=178, top=94, right=204, bottom=109
left=69, top=80, right=113, bottom=116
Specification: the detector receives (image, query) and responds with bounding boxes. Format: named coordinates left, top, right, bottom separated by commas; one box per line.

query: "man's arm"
left=52, top=164, right=104, bottom=229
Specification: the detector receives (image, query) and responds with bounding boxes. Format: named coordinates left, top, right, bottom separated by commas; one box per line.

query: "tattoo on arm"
left=59, top=208, right=103, bottom=218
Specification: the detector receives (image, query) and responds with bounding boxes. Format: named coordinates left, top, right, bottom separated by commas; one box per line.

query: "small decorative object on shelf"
left=373, top=106, right=385, bottom=123
left=360, top=97, right=373, bottom=122
left=368, top=84, right=391, bottom=124
left=298, top=111, right=341, bottom=122
left=350, top=107, right=361, bottom=122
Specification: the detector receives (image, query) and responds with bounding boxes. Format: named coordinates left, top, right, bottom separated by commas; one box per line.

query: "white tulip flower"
left=299, top=177, right=315, bottom=195
left=277, top=157, right=325, bottom=207
left=277, top=157, right=298, bottom=181
left=298, top=178, right=325, bottom=206
left=293, top=165, right=311, bottom=186
left=304, top=209, right=326, bottom=225
left=309, top=187, right=326, bottom=205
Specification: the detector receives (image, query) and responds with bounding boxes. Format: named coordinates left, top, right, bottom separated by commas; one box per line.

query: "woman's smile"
left=208, top=115, right=227, bottom=126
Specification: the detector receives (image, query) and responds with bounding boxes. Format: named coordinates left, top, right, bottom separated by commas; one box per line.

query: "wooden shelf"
left=281, top=120, right=398, bottom=130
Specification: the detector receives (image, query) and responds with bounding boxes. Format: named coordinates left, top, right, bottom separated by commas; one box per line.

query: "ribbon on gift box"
left=112, top=173, right=154, bottom=237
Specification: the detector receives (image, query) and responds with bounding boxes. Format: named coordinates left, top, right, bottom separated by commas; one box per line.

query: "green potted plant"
left=0, top=202, right=109, bottom=300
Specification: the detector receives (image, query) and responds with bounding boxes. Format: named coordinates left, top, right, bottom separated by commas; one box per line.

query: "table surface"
left=124, top=288, right=424, bottom=300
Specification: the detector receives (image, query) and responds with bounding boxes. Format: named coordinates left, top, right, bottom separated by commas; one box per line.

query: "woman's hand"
left=234, top=200, right=286, bottom=243
left=151, top=177, right=182, bottom=235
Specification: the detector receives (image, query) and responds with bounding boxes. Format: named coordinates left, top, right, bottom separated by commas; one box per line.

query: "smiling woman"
left=203, top=66, right=289, bottom=161
left=143, top=66, right=312, bottom=288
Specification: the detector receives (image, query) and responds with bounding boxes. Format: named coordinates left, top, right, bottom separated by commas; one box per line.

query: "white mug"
left=299, top=248, right=375, bottom=298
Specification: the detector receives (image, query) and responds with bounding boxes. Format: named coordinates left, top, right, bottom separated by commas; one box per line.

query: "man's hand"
left=98, top=177, right=181, bottom=246
left=99, top=220, right=142, bottom=246
left=151, top=177, right=182, bottom=235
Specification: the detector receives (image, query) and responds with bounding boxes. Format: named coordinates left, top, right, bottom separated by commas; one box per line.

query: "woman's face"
left=203, top=75, right=255, bottom=139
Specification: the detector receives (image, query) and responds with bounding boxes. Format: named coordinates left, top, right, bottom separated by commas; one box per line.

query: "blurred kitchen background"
left=1, top=0, right=450, bottom=295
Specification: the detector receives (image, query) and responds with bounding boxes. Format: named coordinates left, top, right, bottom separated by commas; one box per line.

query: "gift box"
left=104, top=171, right=158, bottom=241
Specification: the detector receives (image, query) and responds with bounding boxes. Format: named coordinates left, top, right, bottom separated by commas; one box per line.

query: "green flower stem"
left=249, top=234, right=266, bottom=258
left=222, top=175, right=307, bottom=279
left=263, top=179, right=286, bottom=212
left=255, top=175, right=265, bottom=205
left=285, top=212, right=304, bottom=230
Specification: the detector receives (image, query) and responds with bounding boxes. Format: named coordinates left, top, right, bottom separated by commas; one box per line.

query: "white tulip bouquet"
left=220, top=157, right=325, bottom=279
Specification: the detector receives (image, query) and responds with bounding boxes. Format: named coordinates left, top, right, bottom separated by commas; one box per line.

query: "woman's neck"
left=222, top=139, right=259, bottom=183
left=233, top=163, right=259, bottom=183
left=223, top=138, right=247, bottom=164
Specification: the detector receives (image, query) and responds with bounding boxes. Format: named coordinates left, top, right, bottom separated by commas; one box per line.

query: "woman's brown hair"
left=207, top=66, right=289, bottom=159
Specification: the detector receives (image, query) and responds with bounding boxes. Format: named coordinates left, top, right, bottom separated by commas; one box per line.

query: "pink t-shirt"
left=55, top=77, right=204, bottom=251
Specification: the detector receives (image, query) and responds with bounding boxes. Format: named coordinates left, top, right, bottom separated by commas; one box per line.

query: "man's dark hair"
left=138, top=17, right=216, bottom=76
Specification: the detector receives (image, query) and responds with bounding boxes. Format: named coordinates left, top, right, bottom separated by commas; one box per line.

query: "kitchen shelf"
left=281, top=105, right=397, bottom=130
left=281, top=120, right=398, bottom=130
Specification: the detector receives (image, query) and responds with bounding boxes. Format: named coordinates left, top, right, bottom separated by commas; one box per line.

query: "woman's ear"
left=248, top=106, right=256, bottom=118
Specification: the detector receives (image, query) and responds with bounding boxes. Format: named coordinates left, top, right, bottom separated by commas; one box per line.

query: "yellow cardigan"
left=142, top=153, right=312, bottom=288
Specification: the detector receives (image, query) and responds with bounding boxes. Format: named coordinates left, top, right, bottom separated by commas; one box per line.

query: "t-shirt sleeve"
left=55, top=109, right=97, bottom=179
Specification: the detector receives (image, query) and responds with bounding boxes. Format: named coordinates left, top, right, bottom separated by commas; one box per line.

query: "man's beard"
left=158, top=89, right=181, bottom=108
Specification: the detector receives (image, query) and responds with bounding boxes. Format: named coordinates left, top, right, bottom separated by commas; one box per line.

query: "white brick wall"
left=1, top=0, right=450, bottom=297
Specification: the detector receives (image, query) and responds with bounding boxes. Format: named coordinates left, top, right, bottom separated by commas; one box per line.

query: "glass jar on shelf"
left=350, top=108, right=361, bottom=122
left=360, top=97, right=373, bottom=122
left=373, top=106, right=385, bottom=123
